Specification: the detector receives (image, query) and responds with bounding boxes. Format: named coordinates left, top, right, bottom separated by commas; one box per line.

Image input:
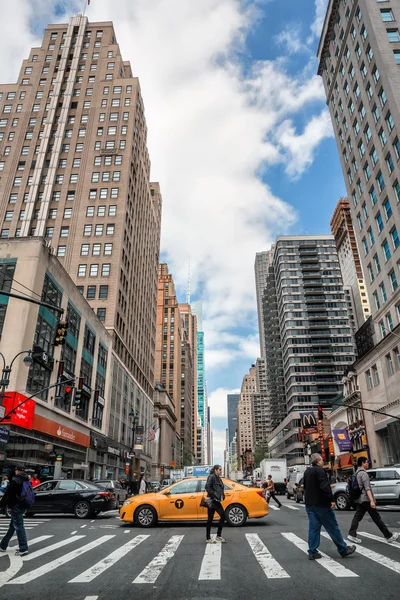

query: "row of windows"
left=77, top=263, right=111, bottom=278
left=76, top=283, right=109, bottom=300
left=0, top=223, right=116, bottom=240
left=80, top=242, right=113, bottom=256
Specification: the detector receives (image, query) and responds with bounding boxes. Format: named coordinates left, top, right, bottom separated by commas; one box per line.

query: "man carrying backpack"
left=348, top=457, right=399, bottom=544
left=0, top=467, right=33, bottom=556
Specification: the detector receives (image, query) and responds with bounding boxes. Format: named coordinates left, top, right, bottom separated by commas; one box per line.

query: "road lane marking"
left=359, top=531, right=400, bottom=549
left=69, top=534, right=149, bottom=582
left=0, top=552, right=23, bottom=588
left=9, top=536, right=54, bottom=550
left=246, top=533, right=290, bottom=579
left=84, top=597, right=99, bottom=600
left=199, top=536, right=221, bottom=580
left=268, top=505, right=280, bottom=511
left=24, top=535, right=86, bottom=561
left=133, top=535, right=184, bottom=584
left=327, top=532, right=400, bottom=573
left=284, top=533, right=358, bottom=578
left=71, top=531, right=78, bottom=535
left=284, top=505, right=300, bottom=510
left=7, top=535, right=115, bottom=584
left=80, top=525, right=87, bottom=529
left=124, top=530, right=130, bottom=533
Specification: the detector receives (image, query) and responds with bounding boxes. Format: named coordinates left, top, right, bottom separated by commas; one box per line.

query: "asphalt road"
left=1, top=497, right=400, bottom=600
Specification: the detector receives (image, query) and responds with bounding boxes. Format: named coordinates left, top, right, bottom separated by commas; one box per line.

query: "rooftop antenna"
left=186, top=257, right=191, bottom=305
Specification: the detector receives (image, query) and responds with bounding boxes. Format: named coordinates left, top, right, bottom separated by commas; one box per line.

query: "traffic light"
left=64, top=385, right=74, bottom=404
left=54, top=320, right=68, bottom=346
left=317, top=406, right=324, bottom=421
left=73, top=377, right=83, bottom=408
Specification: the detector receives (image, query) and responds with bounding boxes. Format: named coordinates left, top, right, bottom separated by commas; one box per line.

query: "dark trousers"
left=0, top=505, right=28, bottom=552
left=267, top=492, right=282, bottom=507
left=206, top=500, right=225, bottom=539
left=306, top=505, right=347, bottom=556
left=349, top=502, right=391, bottom=539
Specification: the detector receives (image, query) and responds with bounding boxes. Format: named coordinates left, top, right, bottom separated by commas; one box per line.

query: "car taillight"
left=256, top=490, right=264, bottom=497
left=97, top=491, right=111, bottom=498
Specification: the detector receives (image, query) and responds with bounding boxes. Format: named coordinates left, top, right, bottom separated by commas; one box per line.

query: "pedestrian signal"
left=317, top=406, right=324, bottom=421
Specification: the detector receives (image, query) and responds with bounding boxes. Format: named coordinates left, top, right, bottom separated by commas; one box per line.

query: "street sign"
left=0, top=406, right=5, bottom=419
left=0, top=426, right=9, bottom=444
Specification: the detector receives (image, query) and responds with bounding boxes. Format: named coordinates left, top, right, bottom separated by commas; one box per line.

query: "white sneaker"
left=387, top=532, right=399, bottom=544
left=206, top=538, right=217, bottom=544
left=216, top=536, right=226, bottom=543
left=347, top=535, right=362, bottom=544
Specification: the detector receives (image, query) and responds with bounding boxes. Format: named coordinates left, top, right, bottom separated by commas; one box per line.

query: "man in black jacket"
left=304, top=454, right=355, bottom=560
left=205, top=465, right=226, bottom=543
left=0, top=467, right=29, bottom=556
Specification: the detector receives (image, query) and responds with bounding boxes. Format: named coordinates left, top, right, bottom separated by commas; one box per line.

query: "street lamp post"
left=0, top=350, right=33, bottom=402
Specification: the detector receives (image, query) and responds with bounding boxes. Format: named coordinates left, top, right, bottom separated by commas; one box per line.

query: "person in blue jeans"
left=303, top=454, right=356, bottom=560
left=0, top=467, right=29, bottom=556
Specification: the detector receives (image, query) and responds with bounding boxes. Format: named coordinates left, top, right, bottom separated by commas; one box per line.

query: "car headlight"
left=123, top=500, right=131, bottom=506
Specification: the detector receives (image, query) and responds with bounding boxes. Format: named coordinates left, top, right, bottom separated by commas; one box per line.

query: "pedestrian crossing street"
left=1, top=527, right=400, bottom=585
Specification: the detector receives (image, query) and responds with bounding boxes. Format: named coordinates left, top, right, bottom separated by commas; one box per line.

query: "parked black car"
left=93, top=479, right=128, bottom=506
left=22, top=479, right=118, bottom=518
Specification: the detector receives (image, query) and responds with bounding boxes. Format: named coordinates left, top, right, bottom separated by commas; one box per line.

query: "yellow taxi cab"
left=120, top=477, right=268, bottom=527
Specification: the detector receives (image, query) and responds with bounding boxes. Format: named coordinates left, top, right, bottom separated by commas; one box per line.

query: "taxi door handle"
left=225, top=493, right=231, bottom=496
left=189, top=495, right=196, bottom=499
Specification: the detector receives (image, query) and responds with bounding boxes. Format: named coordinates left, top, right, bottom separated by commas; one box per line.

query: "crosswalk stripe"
left=24, top=535, right=86, bottom=561
left=284, top=505, right=300, bottom=511
left=268, top=505, right=280, bottom=511
left=323, top=532, right=400, bottom=574
left=5, top=536, right=54, bottom=553
left=199, top=536, right=221, bottom=580
left=246, top=533, right=290, bottom=579
left=283, top=533, right=358, bottom=578
left=7, top=535, right=115, bottom=585
left=359, top=531, right=400, bottom=549
left=133, top=535, right=184, bottom=584
left=69, top=535, right=149, bottom=583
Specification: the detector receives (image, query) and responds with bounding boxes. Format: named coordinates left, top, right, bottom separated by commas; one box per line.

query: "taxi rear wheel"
left=135, top=504, right=157, bottom=528
left=225, top=504, right=247, bottom=527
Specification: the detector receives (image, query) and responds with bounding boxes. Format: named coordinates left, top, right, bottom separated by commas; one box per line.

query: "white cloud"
left=310, top=0, right=329, bottom=40
left=208, top=387, right=240, bottom=420
left=211, top=429, right=228, bottom=466
left=275, top=25, right=306, bottom=55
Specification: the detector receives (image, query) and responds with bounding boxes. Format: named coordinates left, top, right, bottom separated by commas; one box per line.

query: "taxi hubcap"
left=336, top=495, right=347, bottom=509
left=138, top=508, right=153, bottom=525
left=229, top=507, right=244, bottom=524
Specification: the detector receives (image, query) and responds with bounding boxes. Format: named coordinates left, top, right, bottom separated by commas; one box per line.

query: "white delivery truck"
left=260, top=459, right=287, bottom=495
left=286, top=465, right=307, bottom=499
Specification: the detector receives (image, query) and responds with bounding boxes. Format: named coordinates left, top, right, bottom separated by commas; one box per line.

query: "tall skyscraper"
left=330, top=197, right=371, bottom=331
left=191, top=300, right=207, bottom=462
left=254, top=251, right=271, bottom=358
left=318, top=1, right=400, bottom=464
left=179, top=303, right=198, bottom=458
left=252, top=358, right=271, bottom=447
left=266, top=236, right=355, bottom=465
left=227, top=393, right=240, bottom=446
left=0, top=15, right=162, bottom=403
left=236, top=366, right=256, bottom=469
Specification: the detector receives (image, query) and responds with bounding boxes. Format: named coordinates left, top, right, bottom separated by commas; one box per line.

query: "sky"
left=0, top=0, right=348, bottom=465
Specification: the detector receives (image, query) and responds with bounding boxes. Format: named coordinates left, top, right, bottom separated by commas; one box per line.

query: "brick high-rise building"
left=330, top=197, right=371, bottom=332
left=318, top=1, right=400, bottom=464
left=179, top=303, right=197, bottom=460
left=0, top=15, right=162, bottom=402
left=236, top=366, right=256, bottom=469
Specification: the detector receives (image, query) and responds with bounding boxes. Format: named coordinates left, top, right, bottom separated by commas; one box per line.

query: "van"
left=287, top=470, right=305, bottom=499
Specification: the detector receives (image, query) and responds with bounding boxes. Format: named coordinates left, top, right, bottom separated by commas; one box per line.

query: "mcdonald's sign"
left=300, top=411, right=318, bottom=434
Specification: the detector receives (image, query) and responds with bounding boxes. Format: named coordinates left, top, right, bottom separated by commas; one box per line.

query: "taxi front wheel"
left=135, top=505, right=158, bottom=528
left=225, top=504, right=247, bottom=527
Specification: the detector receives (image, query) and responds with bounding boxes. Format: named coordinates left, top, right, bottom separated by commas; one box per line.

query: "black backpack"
left=347, top=472, right=362, bottom=501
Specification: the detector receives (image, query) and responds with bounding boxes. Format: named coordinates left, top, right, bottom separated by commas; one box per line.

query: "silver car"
left=367, top=466, right=400, bottom=504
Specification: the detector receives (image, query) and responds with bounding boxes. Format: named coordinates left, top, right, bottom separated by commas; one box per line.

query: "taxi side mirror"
left=162, top=489, right=171, bottom=496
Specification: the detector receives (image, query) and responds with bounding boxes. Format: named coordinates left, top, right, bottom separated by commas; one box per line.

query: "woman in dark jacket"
left=205, top=465, right=226, bottom=543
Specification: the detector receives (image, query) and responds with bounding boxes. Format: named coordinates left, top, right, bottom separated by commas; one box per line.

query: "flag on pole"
left=148, top=424, right=158, bottom=442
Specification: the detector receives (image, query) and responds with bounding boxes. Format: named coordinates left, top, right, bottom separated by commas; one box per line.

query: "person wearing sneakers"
left=205, top=464, right=226, bottom=544
left=0, top=467, right=30, bottom=557
left=304, top=453, right=356, bottom=561
left=348, top=457, right=399, bottom=545
left=266, top=474, right=282, bottom=508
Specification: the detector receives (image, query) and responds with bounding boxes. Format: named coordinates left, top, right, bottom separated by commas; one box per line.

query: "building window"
left=372, top=365, right=380, bottom=386
left=78, top=264, right=87, bottom=277
left=366, top=369, right=372, bottom=390
left=391, top=227, right=400, bottom=249
left=394, top=50, right=400, bottom=64
left=373, top=290, right=380, bottom=310
left=57, top=245, right=66, bottom=257
left=381, top=9, right=395, bottom=22
left=60, top=226, right=69, bottom=237
left=384, top=197, right=392, bottom=219
left=376, top=212, right=384, bottom=232
left=387, top=354, right=394, bottom=376
left=387, top=312, right=394, bottom=331
left=95, top=224, right=103, bottom=236
left=87, top=285, right=96, bottom=299
left=92, top=243, right=101, bottom=256
left=97, top=308, right=106, bottom=322
left=86, top=207, right=95, bottom=217
left=376, top=171, right=385, bottom=192
left=90, top=264, right=99, bottom=277
left=106, top=224, right=115, bottom=235
left=81, top=244, right=89, bottom=256
left=99, top=285, right=108, bottom=299
left=380, top=282, right=388, bottom=302
left=389, top=269, right=398, bottom=292
left=101, top=263, right=110, bottom=276
left=374, top=253, right=381, bottom=273
left=63, top=208, right=72, bottom=219
left=84, top=224, right=92, bottom=236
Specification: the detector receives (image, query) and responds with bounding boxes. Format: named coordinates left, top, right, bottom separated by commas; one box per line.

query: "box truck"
left=260, top=459, right=287, bottom=494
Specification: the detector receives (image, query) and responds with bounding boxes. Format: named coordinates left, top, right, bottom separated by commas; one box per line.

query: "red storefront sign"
left=1, top=392, right=36, bottom=430
left=317, top=420, right=326, bottom=461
